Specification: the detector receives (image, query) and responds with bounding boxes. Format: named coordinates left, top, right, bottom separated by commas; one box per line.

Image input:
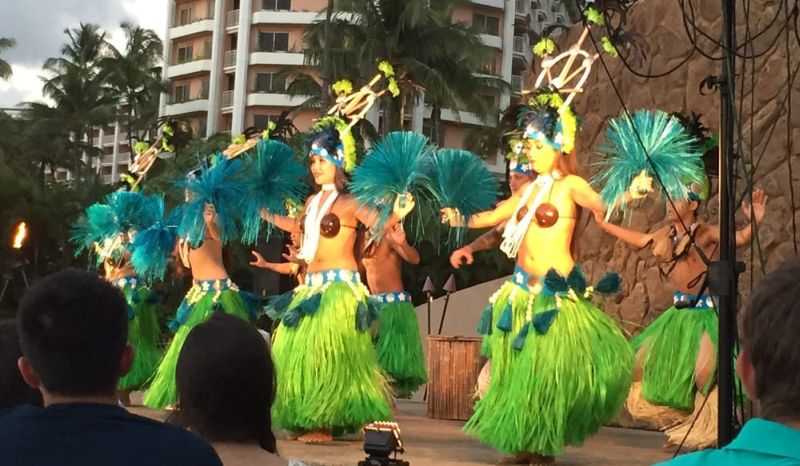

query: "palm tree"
left=103, top=22, right=167, bottom=161
left=0, top=37, right=15, bottom=80
left=42, top=24, right=117, bottom=181
left=302, top=0, right=507, bottom=136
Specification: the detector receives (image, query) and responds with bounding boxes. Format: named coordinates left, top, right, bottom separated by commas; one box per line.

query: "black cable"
left=752, top=60, right=800, bottom=172
left=786, top=0, right=798, bottom=255
left=677, top=0, right=794, bottom=59
left=579, top=17, right=694, bottom=234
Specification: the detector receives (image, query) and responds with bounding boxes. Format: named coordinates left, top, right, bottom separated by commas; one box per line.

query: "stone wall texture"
left=524, top=0, right=800, bottom=336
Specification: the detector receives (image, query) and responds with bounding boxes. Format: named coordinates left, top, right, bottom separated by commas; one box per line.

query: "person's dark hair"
left=0, top=320, right=42, bottom=409
left=175, top=313, right=278, bottom=453
left=17, top=269, right=128, bottom=396
left=743, top=258, right=800, bottom=420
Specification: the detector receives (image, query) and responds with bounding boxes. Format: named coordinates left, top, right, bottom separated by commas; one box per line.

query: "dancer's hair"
left=17, top=269, right=128, bottom=396
left=175, top=313, right=278, bottom=453
left=742, top=258, right=800, bottom=420
left=0, top=320, right=42, bottom=409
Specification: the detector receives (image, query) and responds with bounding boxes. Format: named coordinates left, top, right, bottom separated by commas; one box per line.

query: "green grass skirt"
left=272, top=282, right=393, bottom=434
left=465, top=291, right=633, bottom=456
left=375, top=301, right=427, bottom=397
left=142, top=289, right=254, bottom=409
left=631, top=306, right=718, bottom=410
left=478, top=280, right=533, bottom=382
left=117, top=286, right=161, bottom=391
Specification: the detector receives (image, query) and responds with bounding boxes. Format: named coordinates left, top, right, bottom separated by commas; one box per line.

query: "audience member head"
left=16, top=269, right=132, bottom=402
left=0, top=320, right=42, bottom=410
left=175, top=313, right=277, bottom=453
left=737, top=258, right=800, bottom=423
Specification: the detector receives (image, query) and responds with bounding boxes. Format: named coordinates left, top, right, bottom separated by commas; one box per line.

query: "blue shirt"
left=0, top=403, right=222, bottom=466
left=656, top=418, right=800, bottom=466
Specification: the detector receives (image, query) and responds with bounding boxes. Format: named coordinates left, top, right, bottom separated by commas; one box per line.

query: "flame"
left=12, top=222, right=27, bottom=249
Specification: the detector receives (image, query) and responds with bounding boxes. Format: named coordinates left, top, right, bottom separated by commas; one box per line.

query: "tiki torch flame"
left=12, top=222, right=27, bottom=249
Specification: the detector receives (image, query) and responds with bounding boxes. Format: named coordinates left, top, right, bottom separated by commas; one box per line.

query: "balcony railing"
left=226, top=9, right=239, bottom=28
left=172, top=50, right=212, bottom=65
left=224, top=50, right=237, bottom=68
left=173, top=14, right=214, bottom=27
left=221, top=90, right=234, bottom=109
left=169, top=91, right=209, bottom=105
left=511, top=75, right=523, bottom=93
left=513, top=36, right=527, bottom=54
left=515, top=0, right=529, bottom=16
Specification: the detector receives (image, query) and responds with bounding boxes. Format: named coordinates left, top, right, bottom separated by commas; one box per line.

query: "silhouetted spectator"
left=0, top=269, right=222, bottom=466
left=0, top=319, right=41, bottom=410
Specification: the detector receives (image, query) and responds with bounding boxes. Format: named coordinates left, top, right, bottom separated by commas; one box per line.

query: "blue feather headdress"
left=177, top=154, right=246, bottom=247
left=427, top=148, right=499, bottom=245
left=592, top=109, right=707, bottom=219
left=70, top=191, right=156, bottom=265
left=240, top=138, right=308, bottom=245
left=349, top=131, right=435, bottom=239
left=129, top=195, right=179, bottom=282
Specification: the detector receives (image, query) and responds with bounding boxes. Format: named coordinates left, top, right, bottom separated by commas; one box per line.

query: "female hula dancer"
left=262, top=118, right=415, bottom=443
left=444, top=90, right=634, bottom=464
left=72, top=191, right=166, bottom=406
left=144, top=157, right=258, bottom=410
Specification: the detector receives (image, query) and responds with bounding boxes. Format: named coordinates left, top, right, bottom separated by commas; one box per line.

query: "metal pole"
left=717, top=0, right=738, bottom=447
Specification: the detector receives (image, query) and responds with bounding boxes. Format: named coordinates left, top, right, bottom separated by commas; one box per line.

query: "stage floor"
left=131, top=398, right=673, bottom=465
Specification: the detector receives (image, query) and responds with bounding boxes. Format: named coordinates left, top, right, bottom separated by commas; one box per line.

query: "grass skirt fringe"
left=375, top=301, right=427, bottom=397
left=271, top=281, right=392, bottom=434
left=631, top=306, right=718, bottom=411
left=143, top=288, right=254, bottom=409
left=480, top=281, right=533, bottom=381
left=664, top=386, right=718, bottom=450
left=117, top=285, right=161, bottom=391
left=465, top=291, right=633, bottom=456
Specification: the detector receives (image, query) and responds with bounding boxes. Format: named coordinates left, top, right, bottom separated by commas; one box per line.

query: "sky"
left=0, top=0, right=167, bottom=108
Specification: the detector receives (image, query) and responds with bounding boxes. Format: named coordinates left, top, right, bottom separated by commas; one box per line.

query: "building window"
left=254, top=114, right=281, bottom=130
left=177, top=45, right=194, bottom=63
left=173, top=84, right=190, bottom=103
left=535, top=11, right=548, bottom=24
left=555, top=15, right=565, bottom=25
left=482, top=94, right=496, bottom=107
left=254, top=73, right=286, bottom=92
left=178, top=7, right=194, bottom=25
left=480, top=58, right=496, bottom=75
left=200, top=79, right=210, bottom=98
left=530, top=0, right=541, bottom=10
left=262, top=0, right=291, bottom=10
left=258, top=32, right=289, bottom=52
left=473, top=14, right=500, bottom=36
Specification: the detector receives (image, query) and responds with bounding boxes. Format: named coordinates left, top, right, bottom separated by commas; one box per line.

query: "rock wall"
left=526, top=0, right=800, bottom=335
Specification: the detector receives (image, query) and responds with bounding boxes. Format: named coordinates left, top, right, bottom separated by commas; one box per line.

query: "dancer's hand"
left=450, top=246, right=474, bottom=268
left=249, top=251, right=267, bottom=268
left=203, top=203, right=217, bottom=222
left=386, top=223, right=407, bottom=245
left=440, top=207, right=464, bottom=227
left=393, top=192, right=416, bottom=219
left=282, top=245, right=300, bottom=264
left=741, top=189, right=768, bottom=224
left=627, top=169, right=654, bottom=200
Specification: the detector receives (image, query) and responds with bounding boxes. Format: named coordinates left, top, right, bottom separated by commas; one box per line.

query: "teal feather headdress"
left=592, top=109, right=706, bottom=219
left=129, top=195, right=178, bottom=282
left=240, top=139, right=309, bottom=245
left=427, top=149, right=499, bottom=245
left=70, top=191, right=156, bottom=264
left=177, top=155, right=245, bottom=247
left=349, top=131, right=435, bottom=239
